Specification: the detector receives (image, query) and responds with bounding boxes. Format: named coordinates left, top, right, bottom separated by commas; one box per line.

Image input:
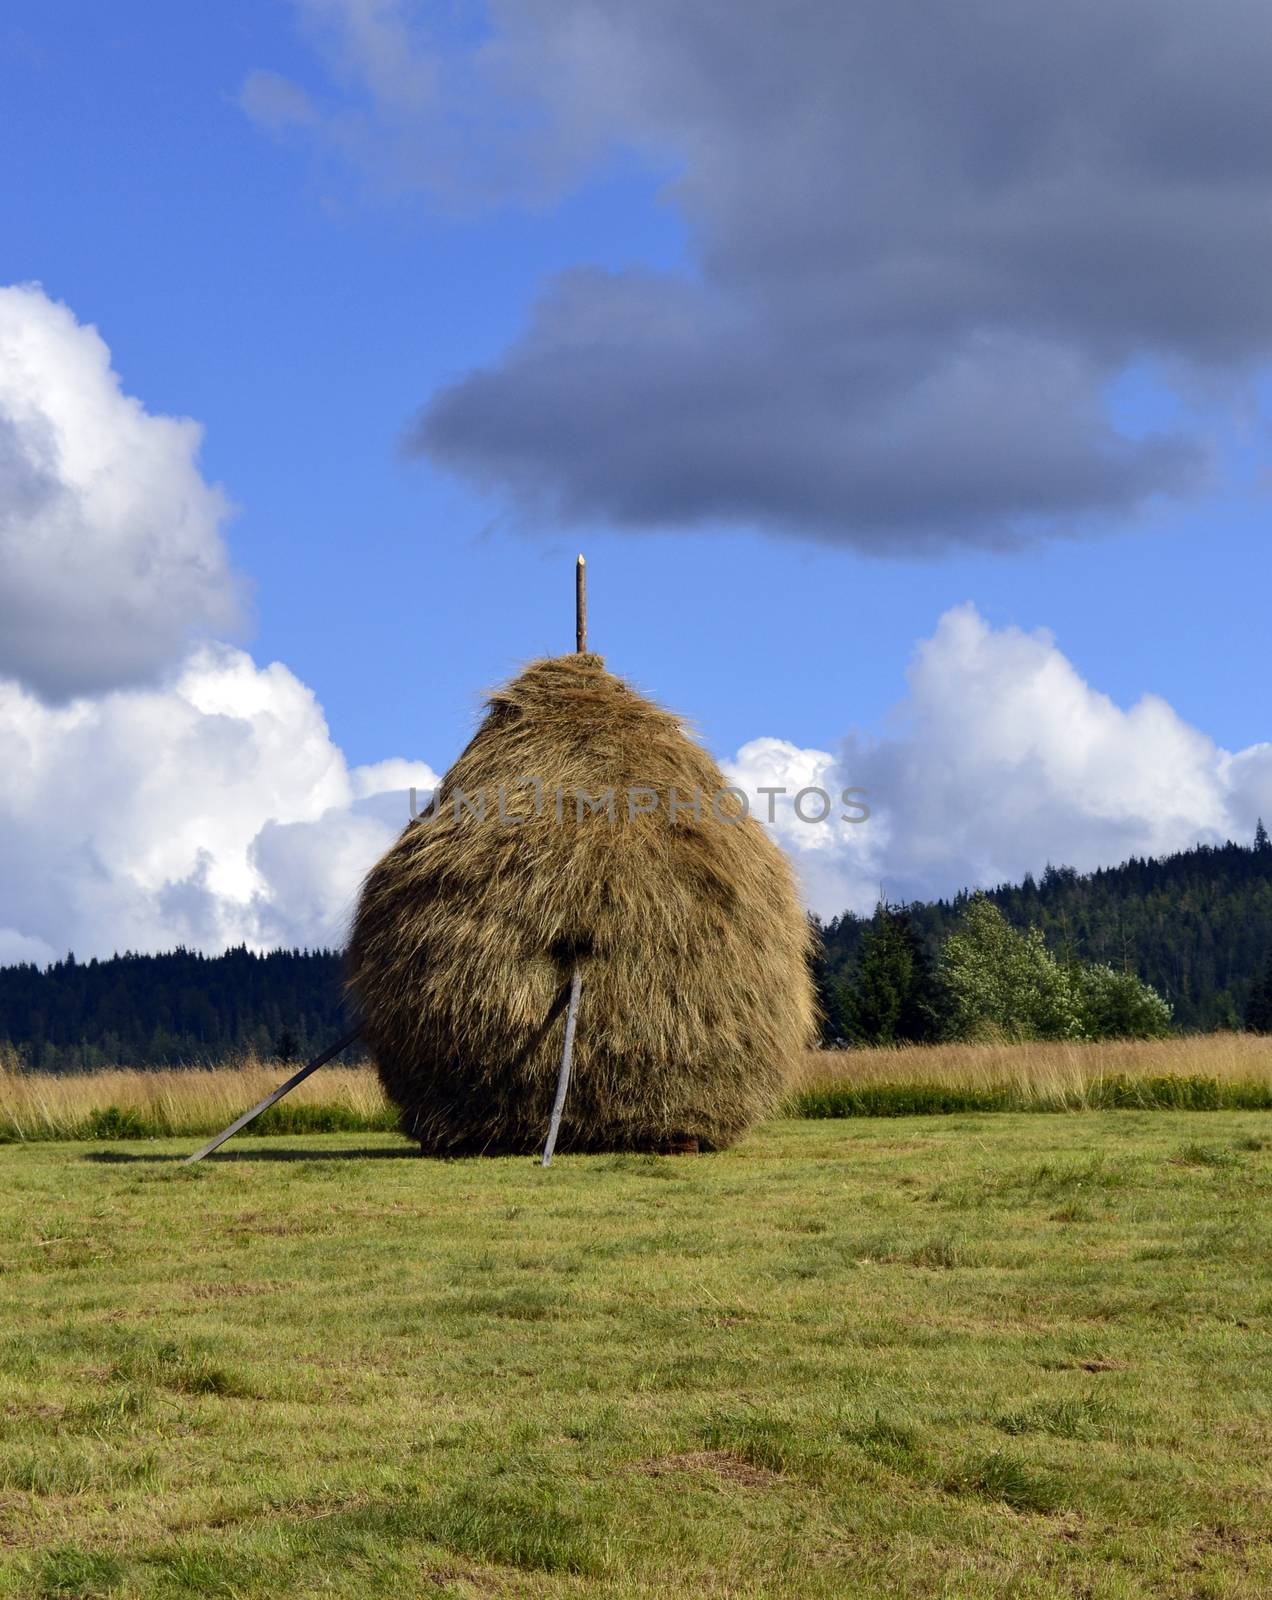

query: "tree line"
left=813, top=823, right=1272, bottom=1044
left=813, top=897, right=1174, bottom=1045
left=0, top=946, right=352, bottom=1072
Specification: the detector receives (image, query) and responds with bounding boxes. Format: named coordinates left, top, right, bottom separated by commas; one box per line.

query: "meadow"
left=1, top=1110, right=1269, bottom=1597
left=4, top=1034, right=1272, bottom=1143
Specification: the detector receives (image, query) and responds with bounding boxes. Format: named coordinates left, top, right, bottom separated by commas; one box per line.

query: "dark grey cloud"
left=272, top=1, right=1272, bottom=549
left=414, top=267, right=1201, bottom=550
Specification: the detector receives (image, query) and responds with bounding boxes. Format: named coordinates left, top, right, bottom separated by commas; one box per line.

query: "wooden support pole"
left=575, top=554, right=587, bottom=653
left=183, top=1025, right=364, bottom=1163
left=541, top=965, right=583, bottom=1167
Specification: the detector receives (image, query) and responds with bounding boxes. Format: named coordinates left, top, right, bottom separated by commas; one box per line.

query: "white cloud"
left=0, top=645, right=436, bottom=960
left=0, top=284, right=243, bottom=701
left=0, top=929, right=58, bottom=967
left=350, top=756, right=438, bottom=802
left=727, top=605, right=1272, bottom=917
left=0, top=282, right=440, bottom=965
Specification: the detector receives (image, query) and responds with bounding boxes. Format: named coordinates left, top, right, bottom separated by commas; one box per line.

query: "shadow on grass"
left=82, top=1144, right=421, bottom=1165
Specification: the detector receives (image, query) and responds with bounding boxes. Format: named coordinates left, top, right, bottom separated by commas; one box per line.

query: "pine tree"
left=1246, top=952, right=1272, bottom=1033
left=806, top=915, right=845, bottom=1043
left=840, top=903, right=942, bottom=1045
left=1255, top=818, right=1271, bottom=855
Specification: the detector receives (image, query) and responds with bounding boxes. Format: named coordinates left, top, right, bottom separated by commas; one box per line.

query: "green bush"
left=81, top=1106, right=148, bottom=1140
left=1078, top=965, right=1173, bottom=1039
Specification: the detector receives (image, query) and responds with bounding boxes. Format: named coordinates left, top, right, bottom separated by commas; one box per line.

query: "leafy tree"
left=937, top=899, right=1172, bottom=1042
left=939, top=898, right=1080, bottom=1041
left=840, top=902, right=943, bottom=1045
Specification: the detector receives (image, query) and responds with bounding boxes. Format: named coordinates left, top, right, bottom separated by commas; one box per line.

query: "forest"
left=0, top=946, right=350, bottom=1071
left=818, top=825, right=1272, bottom=1038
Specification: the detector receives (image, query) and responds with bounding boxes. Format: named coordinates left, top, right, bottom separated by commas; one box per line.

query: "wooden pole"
left=541, top=965, right=583, bottom=1167
left=183, top=1025, right=364, bottom=1163
left=575, top=554, right=587, bottom=653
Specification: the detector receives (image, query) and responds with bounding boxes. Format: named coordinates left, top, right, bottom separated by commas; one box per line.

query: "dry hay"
left=347, top=653, right=816, bottom=1155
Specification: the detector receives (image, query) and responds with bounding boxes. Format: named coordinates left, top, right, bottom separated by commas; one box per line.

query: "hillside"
left=819, top=830, right=1272, bottom=1032
left=0, top=946, right=351, bottom=1071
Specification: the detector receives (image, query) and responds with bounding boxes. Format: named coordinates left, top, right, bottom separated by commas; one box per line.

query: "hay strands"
left=182, top=1025, right=365, bottom=1163
left=541, top=964, right=583, bottom=1167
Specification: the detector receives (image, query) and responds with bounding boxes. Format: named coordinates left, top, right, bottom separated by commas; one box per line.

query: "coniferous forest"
left=3, top=830, right=1272, bottom=1069
left=0, top=947, right=351, bottom=1072
left=818, top=827, right=1272, bottom=1039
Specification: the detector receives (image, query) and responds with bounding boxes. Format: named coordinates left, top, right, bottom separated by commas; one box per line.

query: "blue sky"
left=1, top=1, right=1270, bottom=958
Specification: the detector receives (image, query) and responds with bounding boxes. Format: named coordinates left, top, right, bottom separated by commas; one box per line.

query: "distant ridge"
left=0, top=946, right=350, bottom=1072
left=817, top=832, right=1272, bottom=1033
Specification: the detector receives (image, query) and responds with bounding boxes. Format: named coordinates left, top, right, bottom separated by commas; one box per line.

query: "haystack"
left=347, top=652, right=816, bottom=1155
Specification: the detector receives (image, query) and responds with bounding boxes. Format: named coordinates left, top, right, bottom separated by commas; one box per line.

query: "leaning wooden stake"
left=541, top=966, right=583, bottom=1167
left=183, top=1025, right=364, bottom=1163
left=575, top=554, right=587, bottom=652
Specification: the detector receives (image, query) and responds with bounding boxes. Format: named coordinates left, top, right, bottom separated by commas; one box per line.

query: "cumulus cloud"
left=251, top=0, right=1272, bottom=548
left=0, top=284, right=244, bottom=700
left=0, top=281, right=444, bottom=963
left=0, top=929, right=58, bottom=968
left=0, top=644, right=438, bottom=960
left=726, top=605, right=1272, bottom=917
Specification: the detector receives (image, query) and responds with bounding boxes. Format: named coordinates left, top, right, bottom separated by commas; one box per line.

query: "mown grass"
left=5, top=1033, right=1272, bottom=1141
left=1, top=1114, right=1269, bottom=1597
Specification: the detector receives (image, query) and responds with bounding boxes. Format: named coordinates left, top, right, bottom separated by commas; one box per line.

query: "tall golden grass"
left=2, top=1033, right=1270, bottom=1142
left=0, top=1048, right=391, bottom=1142
left=794, top=1032, right=1272, bottom=1112
left=797, top=1031, right=1272, bottom=1091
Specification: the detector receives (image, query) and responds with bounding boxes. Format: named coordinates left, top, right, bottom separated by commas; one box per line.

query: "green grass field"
left=2, top=1115, right=1269, bottom=1598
